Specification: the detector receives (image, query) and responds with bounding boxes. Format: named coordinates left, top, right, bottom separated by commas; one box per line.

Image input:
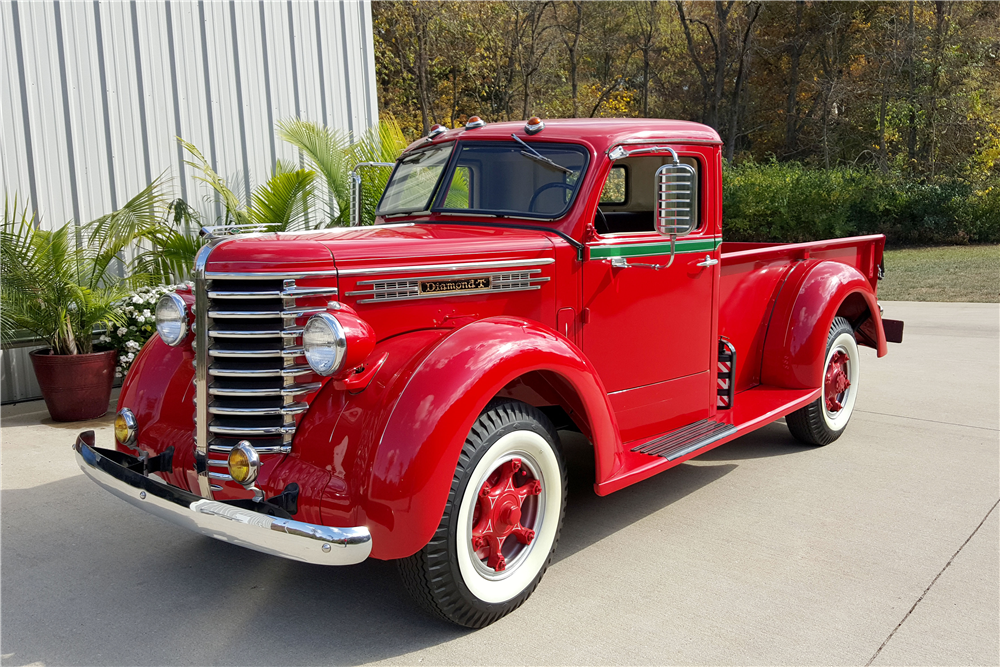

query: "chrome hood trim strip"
left=338, top=257, right=553, bottom=277
left=205, top=270, right=339, bottom=280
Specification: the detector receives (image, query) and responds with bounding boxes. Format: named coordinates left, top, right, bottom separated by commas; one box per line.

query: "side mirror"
left=654, top=162, right=697, bottom=238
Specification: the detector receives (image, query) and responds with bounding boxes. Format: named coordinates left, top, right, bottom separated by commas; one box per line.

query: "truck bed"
left=718, top=235, right=885, bottom=394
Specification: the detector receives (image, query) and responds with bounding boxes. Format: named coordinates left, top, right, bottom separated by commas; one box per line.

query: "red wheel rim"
left=470, top=457, right=542, bottom=573
left=824, top=349, right=851, bottom=413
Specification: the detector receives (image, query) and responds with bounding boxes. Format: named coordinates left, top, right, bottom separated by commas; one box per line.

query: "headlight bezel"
left=115, top=408, right=138, bottom=447
left=155, top=292, right=189, bottom=347
left=302, top=312, right=348, bottom=376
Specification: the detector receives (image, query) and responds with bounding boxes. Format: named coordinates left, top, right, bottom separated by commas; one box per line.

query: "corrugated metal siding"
left=1, top=0, right=378, bottom=404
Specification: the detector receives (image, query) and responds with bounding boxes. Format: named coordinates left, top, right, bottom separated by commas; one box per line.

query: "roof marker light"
left=465, top=116, right=486, bottom=129
left=525, top=116, right=544, bottom=135
left=427, top=124, right=446, bottom=140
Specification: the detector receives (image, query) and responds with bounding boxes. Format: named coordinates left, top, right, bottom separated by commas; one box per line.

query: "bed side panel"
left=718, top=253, right=795, bottom=392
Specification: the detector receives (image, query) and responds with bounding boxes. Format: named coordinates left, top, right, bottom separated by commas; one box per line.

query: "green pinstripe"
left=589, top=237, right=722, bottom=259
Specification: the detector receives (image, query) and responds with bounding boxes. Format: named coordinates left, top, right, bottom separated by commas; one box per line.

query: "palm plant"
left=278, top=116, right=408, bottom=225
left=179, top=139, right=317, bottom=232
left=156, top=118, right=406, bottom=277
left=131, top=198, right=206, bottom=283
left=1, top=180, right=167, bottom=355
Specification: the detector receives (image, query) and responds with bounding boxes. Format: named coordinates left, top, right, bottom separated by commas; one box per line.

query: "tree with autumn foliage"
left=373, top=1, right=999, bottom=182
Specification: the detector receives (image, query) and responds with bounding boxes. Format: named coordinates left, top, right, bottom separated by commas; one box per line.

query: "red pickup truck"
left=75, top=117, right=902, bottom=628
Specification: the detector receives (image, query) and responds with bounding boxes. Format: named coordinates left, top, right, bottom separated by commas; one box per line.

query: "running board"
left=597, top=385, right=820, bottom=496
left=631, top=420, right=737, bottom=461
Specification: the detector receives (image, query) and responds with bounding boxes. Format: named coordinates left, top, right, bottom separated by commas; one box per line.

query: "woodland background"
left=372, top=0, right=1000, bottom=244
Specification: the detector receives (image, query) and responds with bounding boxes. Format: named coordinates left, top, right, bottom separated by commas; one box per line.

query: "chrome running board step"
left=631, top=420, right=737, bottom=461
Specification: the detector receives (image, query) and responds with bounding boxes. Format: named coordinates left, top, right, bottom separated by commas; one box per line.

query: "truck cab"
left=75, top=117, right=902, bottom=628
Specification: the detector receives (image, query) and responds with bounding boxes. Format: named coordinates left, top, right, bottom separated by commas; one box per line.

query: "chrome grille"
left=195, top=272, right=337, bottom=487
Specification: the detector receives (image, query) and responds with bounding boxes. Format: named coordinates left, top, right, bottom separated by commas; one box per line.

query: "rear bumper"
left=73, top=431, right=372, bottom=566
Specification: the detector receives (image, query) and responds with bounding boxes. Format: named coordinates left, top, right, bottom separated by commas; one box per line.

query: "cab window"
left=599, top=166, right=627, bottom=205
left=595, top=156, right=700, bottom=235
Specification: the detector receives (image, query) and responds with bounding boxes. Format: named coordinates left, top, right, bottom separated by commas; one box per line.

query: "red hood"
left=205, top=223, right=556, bottom=274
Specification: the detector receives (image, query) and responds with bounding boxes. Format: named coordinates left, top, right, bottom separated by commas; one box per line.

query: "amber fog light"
left=228, top=441, right=260, bottom=487
left=115, top=408, right=137, bottom=447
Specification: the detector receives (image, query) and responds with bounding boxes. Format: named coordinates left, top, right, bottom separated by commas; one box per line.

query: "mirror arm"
left=608, top=145, right=679, bottom=164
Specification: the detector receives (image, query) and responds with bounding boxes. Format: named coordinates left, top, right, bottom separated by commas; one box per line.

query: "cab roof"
left=402, top=118, right=722, bottom=155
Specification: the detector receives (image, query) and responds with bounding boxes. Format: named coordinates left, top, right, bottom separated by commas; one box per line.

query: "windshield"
left=437, top=142, right=588, bottom=218
left=377, top=143, right=453, bottom=216
left=377, top=140, right=589, bottom=220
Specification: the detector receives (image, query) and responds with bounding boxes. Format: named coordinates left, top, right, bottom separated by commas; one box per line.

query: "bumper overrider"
left=73, top=431, right=372, bottom=565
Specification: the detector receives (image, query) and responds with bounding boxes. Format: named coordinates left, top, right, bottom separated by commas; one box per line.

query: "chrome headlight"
left=155, top=293, right=188, bottom=346
left=302, top=313, right=347, bottom=376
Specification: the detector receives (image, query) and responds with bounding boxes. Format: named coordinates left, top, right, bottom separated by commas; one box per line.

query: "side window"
left=599, top=156, right=700, bottom=235
left=441, top=166, right=473, bottom=209
left=599, top=166, right=627, bottom=205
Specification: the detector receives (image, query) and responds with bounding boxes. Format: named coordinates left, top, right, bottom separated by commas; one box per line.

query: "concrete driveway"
left=2, top=301, right=997, bottom=666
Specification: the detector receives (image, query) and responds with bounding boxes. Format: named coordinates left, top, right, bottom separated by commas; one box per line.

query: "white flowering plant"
left=101, top=284, right=190, bottom=378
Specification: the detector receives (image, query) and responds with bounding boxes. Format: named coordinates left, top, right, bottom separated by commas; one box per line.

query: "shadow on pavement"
left=692, top=421, right=816, bottom=461
left=555, top=431, right=737, bottom=564
left=0, top=432, right=748, bottom=666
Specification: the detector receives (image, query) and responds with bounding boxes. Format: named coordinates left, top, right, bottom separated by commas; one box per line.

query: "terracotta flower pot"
left=29, top=349, right=118, bottom=422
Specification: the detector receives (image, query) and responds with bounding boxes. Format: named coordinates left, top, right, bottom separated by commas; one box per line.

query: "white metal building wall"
left=1, top=0, right=379, bottom=403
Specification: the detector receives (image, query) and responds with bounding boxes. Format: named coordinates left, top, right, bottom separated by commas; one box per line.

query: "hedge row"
left=722, top=161, right=1000, bottom=246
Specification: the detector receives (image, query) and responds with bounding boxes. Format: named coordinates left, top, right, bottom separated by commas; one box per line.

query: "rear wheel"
left=786, top=316, right=860, bottom=446
left=398, top=399, right=567, bottom=628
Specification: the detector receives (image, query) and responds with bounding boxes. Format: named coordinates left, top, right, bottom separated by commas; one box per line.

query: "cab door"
left=581, top=154, right=718, bottom=443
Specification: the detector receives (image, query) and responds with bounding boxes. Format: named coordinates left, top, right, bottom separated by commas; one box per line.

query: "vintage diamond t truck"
left=75, top=117, right=903, bottom=628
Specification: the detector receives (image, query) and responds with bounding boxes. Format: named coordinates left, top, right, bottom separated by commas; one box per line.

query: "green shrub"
left=722, top=160, right=1000, bottom=246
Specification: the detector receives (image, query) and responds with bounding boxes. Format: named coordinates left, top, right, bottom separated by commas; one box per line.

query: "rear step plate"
left=631, top=420, right=737, bottom=461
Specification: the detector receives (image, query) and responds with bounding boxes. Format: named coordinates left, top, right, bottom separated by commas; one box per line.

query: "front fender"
left=367, top=316, right=618, bottom=560
left=761, top=260, right=888, bottom=390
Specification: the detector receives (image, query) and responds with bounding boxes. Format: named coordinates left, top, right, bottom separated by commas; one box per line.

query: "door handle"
left=695, top=255, right=719, bottom=268
left=609, top=257, right=667, bottom=270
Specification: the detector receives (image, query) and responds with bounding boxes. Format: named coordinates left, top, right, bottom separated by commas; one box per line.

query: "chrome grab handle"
left=695, top=255, right=719, bottom=267
left=609, top=256, right=667, bottom=271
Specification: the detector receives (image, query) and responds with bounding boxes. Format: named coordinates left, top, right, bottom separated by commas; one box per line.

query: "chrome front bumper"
left=73, top=431, right=372, bottom=566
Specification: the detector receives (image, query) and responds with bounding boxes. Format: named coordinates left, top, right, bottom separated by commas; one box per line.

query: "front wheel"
left=398, top=399, right=567, bottom=628
left=786, top=316, right=861, bottom=446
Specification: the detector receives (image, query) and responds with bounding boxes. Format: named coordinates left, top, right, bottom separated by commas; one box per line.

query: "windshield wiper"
left=511, top=133, right=573, bottom=174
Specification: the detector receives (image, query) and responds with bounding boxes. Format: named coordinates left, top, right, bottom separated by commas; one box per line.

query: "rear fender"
left=367, top=316, right=619, bottom=560
left=762, top=260, right=888, bottom=390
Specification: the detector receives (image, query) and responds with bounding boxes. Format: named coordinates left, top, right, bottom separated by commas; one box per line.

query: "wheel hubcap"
left=824, top=350, right=851, bottom=413
left=471, top=458, right=541, bottom=572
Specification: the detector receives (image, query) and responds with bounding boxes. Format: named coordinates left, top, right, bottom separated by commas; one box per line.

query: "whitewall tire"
left=398, top=399, right=567, bottom=627
left=787, top=316, right=861, bottom=446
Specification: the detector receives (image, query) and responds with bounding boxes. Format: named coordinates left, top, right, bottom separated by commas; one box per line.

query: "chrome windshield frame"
left=375, top=142, right=457, bottom=218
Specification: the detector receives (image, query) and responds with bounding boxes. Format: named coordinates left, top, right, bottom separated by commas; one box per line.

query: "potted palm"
left=1, top=182, right=165, bottom=421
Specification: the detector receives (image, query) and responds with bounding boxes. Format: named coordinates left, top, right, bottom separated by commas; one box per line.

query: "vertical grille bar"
left=282, top=280, right=299, bottom=450
left=193, top=240, right=223, bottom=499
